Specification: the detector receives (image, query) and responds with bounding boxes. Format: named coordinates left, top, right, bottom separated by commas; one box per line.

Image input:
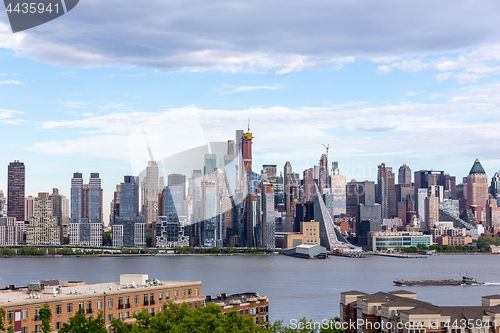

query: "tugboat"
left=461, top=274, right=483, bottom=285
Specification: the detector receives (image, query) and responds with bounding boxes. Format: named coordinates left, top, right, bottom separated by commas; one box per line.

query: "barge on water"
left=394, top=275, right=483, bottom=286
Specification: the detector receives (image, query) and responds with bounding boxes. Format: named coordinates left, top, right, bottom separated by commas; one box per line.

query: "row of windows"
left=237, top=306, right=269, bottom=316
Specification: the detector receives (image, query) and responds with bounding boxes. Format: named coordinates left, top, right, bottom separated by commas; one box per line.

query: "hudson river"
left=2, top=254, right=500, bottom=324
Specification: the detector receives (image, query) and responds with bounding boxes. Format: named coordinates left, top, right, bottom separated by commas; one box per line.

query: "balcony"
left=125, top=303, right=131, bottom=309
left=118, top=304, right=124, bottom=310
left=34, top=315, right=40, bottom=321
left=86, top=309, right=93, bottom=314
left=143, top=301, right=149, bottom=306
left=150, top=300, right=155, bottom=305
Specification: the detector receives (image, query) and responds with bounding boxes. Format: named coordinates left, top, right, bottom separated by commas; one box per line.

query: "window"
left=7, top=311, right=14, bottom=321
left=195, top=289, right=199, bottom=296
left=144, top=294, right=149, bottom=305
left=245, top=309, right=248, bottom=315
left=158, top=307, right=162, bottom=312
left=67, top=303, right=73, bottom=313
left=174, top=290, right=178, bottom=297
left=134, top=310, right=139, bottom=315
left=87, top=301, right=92, bottom=314
left=135, top=295, right=139, bottom=304
left=97, top=300, right=102, bottom=309
left=150, top=308, right=154, bottom=315
left=125, top=296, right=130, bottom=308
left=108, top=314, right=113, bottom=322
left=159, top=292, right=163, bottom=301
left=166, top=291, right=170, bottom=300
left=108, top=298, right=113, bottom=308
left=188, top=289, right=192, bottom=296
left=35, top=307, right=40, bottom=321
left=118, top=297, right=123, bottom=309
left=21, top=327, right=28, bottom=333
left=35, top=324, right=41, bottom=333
left=150, top=293, right=155, bottom=305
left=56, top=322, right=62, bottom=329
left=79, top=302, right=84, bottom=310
left=118, top=313, right=123, bottom=320
left=250, top=308, right=256, bottom=315
left=182, top=290, right=186, bottom=296
left=22, top=308, right=28, bottom=320
left=125, top=312, right=130, bottom=319
left=56, top=304, right=62, bottom=314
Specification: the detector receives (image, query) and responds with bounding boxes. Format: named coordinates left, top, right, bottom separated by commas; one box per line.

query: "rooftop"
left=469, top=158, right=486, bottom=175
left=0, top=274, right=201, bottom=306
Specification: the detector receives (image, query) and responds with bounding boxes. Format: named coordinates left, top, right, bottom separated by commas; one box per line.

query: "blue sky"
left=2, top=0, right=500, bottom=222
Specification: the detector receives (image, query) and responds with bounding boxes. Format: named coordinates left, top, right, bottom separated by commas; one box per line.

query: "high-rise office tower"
left=328, top=162, right=346, bottom=217
left=467, top=158, right=489, bottom=223
left=303, top=168, right=315, bottom=203
left=204, top=154, right=217, bottom=175
left=26, top=193, right=60, bottom=245
left=398, top=164, right=412, bottom=184
left=110, top=185, right=121, bottom=226
left=346, top=180, right=376, bottom=221
left=113, top=176, right=145, bottom=247
left=491, top=172, right=500, bottom=206
left=61, top=195, right=70, bottom=239
left=25, top=195, right=35, bottom=222
left=283, top=161, right=293, bottom=232
left=70, top=172, right=83, bottom=223
left=445, top=174, right=457, bottom=200
left=242, top=130, right=252, bottom=174
left=319, top=154, right=328, bottom=191
left=414, top=170, right=446, bottom=218
left=202, top=179, right=218, bottom=247
left=424, top=192, right=439, bottom=229
left=261, top=165, right=277, bottom=180
left=145, top=161, right=159, bottom=224
left=49, top=188, right=63, bottom=243
left=377, top=163, right=396, bottom=219
left=69, top=173, right=102, bottom=246
left=261, top=182, right=275, bottom=249
left=7, top=160, right=25, bottom=221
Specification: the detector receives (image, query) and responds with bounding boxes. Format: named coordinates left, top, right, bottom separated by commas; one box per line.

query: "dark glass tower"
left=7, top=160, right=25, bottom=221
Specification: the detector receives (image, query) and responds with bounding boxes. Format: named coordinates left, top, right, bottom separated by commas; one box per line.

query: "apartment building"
left=205, top=292, right=269, bottom=326
left=0, top=274, right=204, bottom=332
left=340, top=290, right=500, bottom=333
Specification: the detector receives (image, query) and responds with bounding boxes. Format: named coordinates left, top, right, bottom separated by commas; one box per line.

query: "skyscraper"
left=377, top=163, right=396, bottom=219
left=69, top=172, right=102, bottom=246
left=398, top=164, right=411, bottom=184
left=467, top=158, right=489, bottom=223
left=145, top=161, right=159, bottom=223
left=329, top=162, right=346, bottom=217
left=7, top=160, right=25, bottom=221
left=113, top=176, right=145, bottom=247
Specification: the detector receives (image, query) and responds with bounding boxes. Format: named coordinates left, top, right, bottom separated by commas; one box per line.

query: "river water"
left=1, top=254, right=500, bottom=325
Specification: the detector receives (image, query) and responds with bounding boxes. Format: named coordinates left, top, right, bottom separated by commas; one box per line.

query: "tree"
left=58, top=308, right=107, bottom=333
left=146, top=228, right=153, bottom=247
left=0, top=308, right=5, bottom=331
left=39, top=303, right=52, bottom=333
left=103, top=231, right=112, bottom=246
left=1, top=247, right=15, bottom=256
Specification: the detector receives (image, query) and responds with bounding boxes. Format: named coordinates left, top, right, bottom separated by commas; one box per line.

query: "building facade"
left=7, top=160, right=25, bottom=222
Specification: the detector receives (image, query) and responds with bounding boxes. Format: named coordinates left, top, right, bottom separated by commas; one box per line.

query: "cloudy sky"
left=1, top=0, right=500, bottom=222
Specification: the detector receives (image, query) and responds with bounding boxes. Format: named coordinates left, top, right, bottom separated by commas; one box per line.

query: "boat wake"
left=483, top=282, right=500, bottom=285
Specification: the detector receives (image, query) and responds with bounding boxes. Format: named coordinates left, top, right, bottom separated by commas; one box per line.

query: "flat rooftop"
left=0, top=279, right=202, bottom=305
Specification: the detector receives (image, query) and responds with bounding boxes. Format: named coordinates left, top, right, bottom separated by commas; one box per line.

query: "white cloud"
left=220, top=85, right=281, bottom=95
left=1, top=1, right=500, bottom=74
left=0, top=80, right=21, bottom=84
left=404, top=91, right=421, bottom=96
left=29, top=84, right=500, bottom=173
left=435, top=72, right=453, bottom=82
left=376, top=65, right=393, bottom=74
left=453, top=72, right=487, bottom=84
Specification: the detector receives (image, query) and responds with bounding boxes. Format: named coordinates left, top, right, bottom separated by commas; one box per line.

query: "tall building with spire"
left=467, top=158, right=489, bottom=223
left=7, top=160, right=25, bottom=221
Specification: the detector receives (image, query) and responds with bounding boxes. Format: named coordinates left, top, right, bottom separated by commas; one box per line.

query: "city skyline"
left=2, top=1, right=500, bottom=222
